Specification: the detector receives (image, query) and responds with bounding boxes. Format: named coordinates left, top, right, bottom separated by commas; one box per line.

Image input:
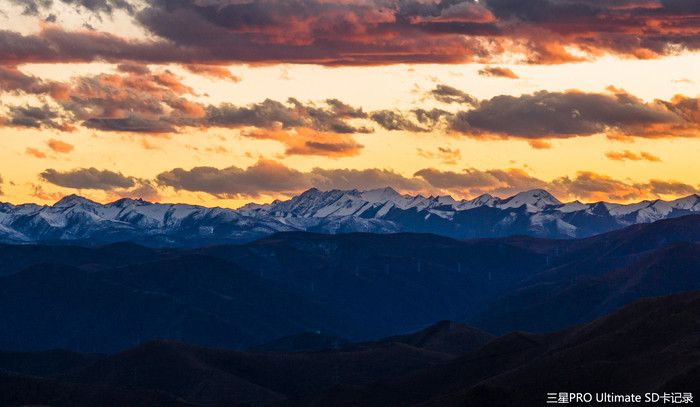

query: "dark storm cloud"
left=40, top=167, right=136, bottom=190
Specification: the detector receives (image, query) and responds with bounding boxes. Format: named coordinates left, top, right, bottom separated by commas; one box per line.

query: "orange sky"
left=1, top=0, right=700, bottom=208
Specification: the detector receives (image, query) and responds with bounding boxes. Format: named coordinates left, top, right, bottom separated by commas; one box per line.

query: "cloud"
left=414, top=167, right=550, bottom=197
left=645, top=179, right=698, bottom=196
left=83, top=116, right=178, bottom=134
left=477, top=66, right=519, bottom=79
left=47, top=139, right=74, bottom=153
left=551, top=171, right=698, bottom=201
left=5, top=104, right=74, bottom=131
left=206, top=98, right=371, bottom=134
left=0, top=66, right=370, bottom=156
left=2, top=0, right=699, bottom=67
left=40, top=167, right=136, bottom=190
left=527, top=140, right=552, bottom=149
left=181, top=64, right=241, bottom=82
left=551, top=171, right=645, bottom=201
left=8, top=0, right=133, bottom=15
left=243, top=128, right=364, bottom=157
left=605, top=150, right=662, bottom=162
left=106, top=179, right=161, bottom=201
left=0, top=66, right=68, bottom=99
left=156, top=160, right=313, bottom=198
left=125, top=160, right=700, bottom=202
left=447, top=88, right=698, bottom=140
left=204, top=98, right=370, bottom=156
left=430, top=85, right=480, bottom=106
left=672, top=78, right=695, bottom=84
left=26, top=147, right=48, bottom=159
left=370, top=110, right=433, bottom=132
left=156, top=160, right=433, bottom=199
left=30, top=184, right=64, bottom=201
left=412, top=167, right=698, bottom=201
left=308, top=168, right=430, bottom=193
left=116, top=63, right=151, bottom=75
left=417, top=147, right=462, bottom=165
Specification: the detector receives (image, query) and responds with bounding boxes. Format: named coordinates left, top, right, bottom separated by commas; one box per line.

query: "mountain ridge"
left=1, top=188, right=700, bottom=247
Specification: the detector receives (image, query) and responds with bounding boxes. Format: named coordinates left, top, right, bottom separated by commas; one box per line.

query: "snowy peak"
left=670, top=194, right=700, bottom=210
left=53, top=194, right=99, bottom=208
left=360, top=187, right=403, bottom=203
left=498, top=189, right=562, bottom=210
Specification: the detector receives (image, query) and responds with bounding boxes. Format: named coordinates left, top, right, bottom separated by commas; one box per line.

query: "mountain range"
left=1, top=188, right=700, bottom=246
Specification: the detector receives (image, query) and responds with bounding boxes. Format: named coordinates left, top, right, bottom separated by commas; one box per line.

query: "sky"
left=1, top=0, right=700, bottom=208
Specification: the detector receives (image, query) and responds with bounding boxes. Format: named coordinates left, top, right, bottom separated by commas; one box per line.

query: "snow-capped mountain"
left=0, top=188, right=699, bottom=247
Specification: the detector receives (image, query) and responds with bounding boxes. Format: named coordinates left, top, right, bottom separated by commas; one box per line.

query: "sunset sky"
left=2, top=0, right=700, bottom=208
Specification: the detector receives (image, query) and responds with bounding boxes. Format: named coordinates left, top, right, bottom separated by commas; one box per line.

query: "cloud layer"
left=4, top=0, right=700, bottom=66
left=32, top=160, right=686, bottom=202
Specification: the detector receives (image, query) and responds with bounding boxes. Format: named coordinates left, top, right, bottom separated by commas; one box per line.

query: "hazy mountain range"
left=2, top=214, right=700, bottom=353
left=1, top=188, right=699, bottom=246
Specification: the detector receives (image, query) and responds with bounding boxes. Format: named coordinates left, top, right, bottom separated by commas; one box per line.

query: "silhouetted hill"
left=0, top=370, right=195, bottom=407
left=360, top=321, right=495, bottom=357
left=274, top=290, right=700, bottom=407
left=248, top=332, right=351, bottom=353
left=61, top=337, right=454, bottom=406
left=0, top=349, right=102, bottom=377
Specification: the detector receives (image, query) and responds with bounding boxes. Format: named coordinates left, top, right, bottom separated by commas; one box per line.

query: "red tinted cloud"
left=2, top=0, right=698, bottom=67
left=477, top=66, right=519, bottom=79
left=26, top=147, right=47, bottom=159
left=182, top=64, right=241, bottom=82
